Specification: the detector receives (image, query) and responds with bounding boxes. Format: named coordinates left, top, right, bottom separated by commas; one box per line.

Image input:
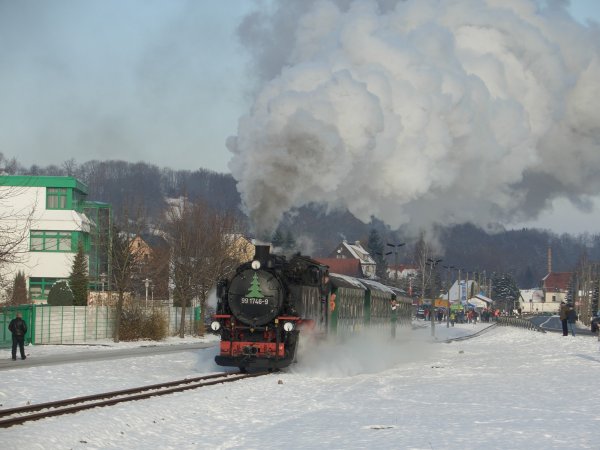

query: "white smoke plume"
left=227, top=0, right=600, bottom=237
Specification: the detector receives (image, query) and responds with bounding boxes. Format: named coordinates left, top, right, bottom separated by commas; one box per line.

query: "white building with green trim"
left=0, top=175, right=110, bottom=304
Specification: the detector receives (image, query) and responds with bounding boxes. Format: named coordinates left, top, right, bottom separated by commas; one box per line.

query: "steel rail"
left=442, top=323, right=498, bottom=342
left=0, top=371, right=267, bottom=428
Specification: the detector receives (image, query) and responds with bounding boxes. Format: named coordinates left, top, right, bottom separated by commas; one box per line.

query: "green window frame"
left=30, top=230, right=89, bottom=252
left=30, top=231, right=74, bottom=252
left=29, top=277, right=58, bottom=300
left=46, top=187, right=70, bottom=209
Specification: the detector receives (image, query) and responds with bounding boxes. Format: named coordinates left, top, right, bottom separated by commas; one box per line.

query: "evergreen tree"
left=11, top=271, right=28, bottom=305
left=491, top=273, right=520, bottom=312
left=367, top=229, right=387, bottom=280
left=47, top=280, right=74, bottom=306
left=70, top=240, right=89, bottom=306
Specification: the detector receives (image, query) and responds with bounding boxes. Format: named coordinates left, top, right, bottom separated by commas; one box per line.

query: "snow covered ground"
left=1, top=323, right=599, bottom=450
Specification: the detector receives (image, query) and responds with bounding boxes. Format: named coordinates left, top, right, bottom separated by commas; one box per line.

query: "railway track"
left=0, top=371, right=267, bottom=428
left=442, top=323, right=498, bottom=342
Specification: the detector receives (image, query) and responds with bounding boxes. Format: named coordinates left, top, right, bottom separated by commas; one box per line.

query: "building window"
left=30, top=231, right=74, bottom=252
left=46, top=187, right=69, bottom=209
left=29, top=277, right=58, bottom=300
left=552, top=295, right=556, bottom=302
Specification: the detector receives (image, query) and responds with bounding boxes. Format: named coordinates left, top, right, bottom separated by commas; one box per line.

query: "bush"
left=118, top=307, right=168, bottom=341
left=47, top=280, right=74, bottom=306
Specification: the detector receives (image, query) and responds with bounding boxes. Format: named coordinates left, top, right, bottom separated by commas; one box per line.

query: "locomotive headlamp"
left=251, top=260, right=261, bottom=270
left=283, top=321, right=295, bottom=332
left=210, top=321, right=221, bottom=331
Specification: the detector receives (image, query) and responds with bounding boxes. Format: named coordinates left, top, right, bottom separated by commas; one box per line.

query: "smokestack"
left=254, top=244, right=271, bottom=263
left=547, top=246, right=552, bottom=274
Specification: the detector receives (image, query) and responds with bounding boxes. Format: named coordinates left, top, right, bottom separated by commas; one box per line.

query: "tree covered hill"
left=7, top=157, right=600, bottom=289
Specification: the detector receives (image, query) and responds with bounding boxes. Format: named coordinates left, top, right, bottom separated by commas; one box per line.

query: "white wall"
left=0, top=183, right=92, bottom=300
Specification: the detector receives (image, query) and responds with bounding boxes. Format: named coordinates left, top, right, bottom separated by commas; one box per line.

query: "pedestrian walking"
left=559, top=301, right=569, bottom=336
left=567, top=304, right=577, bottom=337
left=390, top=299, right=398, bottom=339
left=8, top=311, right=27, bottom=360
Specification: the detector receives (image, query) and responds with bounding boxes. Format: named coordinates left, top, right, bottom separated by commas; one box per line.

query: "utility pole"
left=427, top=258, right=443, bottom=338
left=144, top=278, right=151, bottom=308
left=386, top=242, right=405, bottom=284
left=443, top=265, right=455, bottom=328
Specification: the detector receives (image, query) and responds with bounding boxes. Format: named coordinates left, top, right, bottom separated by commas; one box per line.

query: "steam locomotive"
left=211, top=245, right=412, bottom=372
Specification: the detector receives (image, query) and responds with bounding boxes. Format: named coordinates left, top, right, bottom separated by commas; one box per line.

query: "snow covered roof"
left=359, top=278, right=395, bottom=294
left=342, top=240, right=375, bottom=264
left=442, top=280, right=479, bottom=301
left=329, top=273, right=367, bottom=290
left=520, top=289, right=544, bottom=302
left=472, top=294, right=493, bottom=304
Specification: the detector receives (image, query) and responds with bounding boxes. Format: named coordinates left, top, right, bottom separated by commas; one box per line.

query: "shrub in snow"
left=47, top=280, right=74, bottom=306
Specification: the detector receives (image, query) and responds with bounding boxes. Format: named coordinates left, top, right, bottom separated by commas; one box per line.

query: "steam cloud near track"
left=227, top=0, right=600, bottom=237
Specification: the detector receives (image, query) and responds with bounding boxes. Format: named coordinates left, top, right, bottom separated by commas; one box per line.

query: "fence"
left=0, top=305, right=34, bottom=347
left=496, top=316, right=546, bottom=333
left=0, top=305, right=200, bottom=347
left=34, top=306, right=114, bottom=344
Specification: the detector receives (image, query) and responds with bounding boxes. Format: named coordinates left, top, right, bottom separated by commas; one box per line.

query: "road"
left=0, top=341, right=217, bottom=371
left=528, top=314, right=594, bottom=336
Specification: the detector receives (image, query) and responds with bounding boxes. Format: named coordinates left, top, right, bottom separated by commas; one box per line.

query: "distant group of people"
left=559, top=301, right=578, bottom=336
left=421, top=307, right=503, bottom=326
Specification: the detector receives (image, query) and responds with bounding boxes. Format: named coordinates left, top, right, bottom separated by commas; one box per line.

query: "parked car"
left=591, top=314, right=600, bottom=333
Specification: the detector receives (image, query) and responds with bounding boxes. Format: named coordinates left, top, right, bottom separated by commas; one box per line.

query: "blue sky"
left=1, top=0, right=599, bottom=235
left=0, top=0, right=255, bottom=174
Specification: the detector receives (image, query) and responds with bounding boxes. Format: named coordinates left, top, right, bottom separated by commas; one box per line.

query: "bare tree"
left=62, top=158, right=78, bottom=176
left=109, top=206, right=146, bottom=342
left=194, top=209, right=240, bottom=335
left=413, top=230, right=439, bottom=300
left=0, top=183, right=38, bottom=294
left=164, top=198, right=240, bottom=337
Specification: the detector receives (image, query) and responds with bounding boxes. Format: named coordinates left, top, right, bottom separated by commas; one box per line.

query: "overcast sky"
left=0, top=0, right=255, bottom=173
left=1, top=0, right=599, bottom=236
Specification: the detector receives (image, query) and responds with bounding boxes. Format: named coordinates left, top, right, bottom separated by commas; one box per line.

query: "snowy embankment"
left=1, top=324, right=599, bottom=450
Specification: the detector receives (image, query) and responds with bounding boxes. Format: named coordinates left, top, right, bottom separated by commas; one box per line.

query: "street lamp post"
left=144, top=278, right=151, bottom=308
left=443, top=265, right=455, bottom=328
left=386, top=242, right=406, bottom=283
left=426, top=258, right=443, bottom=338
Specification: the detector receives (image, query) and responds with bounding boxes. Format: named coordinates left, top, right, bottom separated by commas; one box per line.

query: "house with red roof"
left=328, top=240, right=376, bottom=279
left=315, top=258, right=364, bottom=278
left=541, top=272, right=572, bottom=312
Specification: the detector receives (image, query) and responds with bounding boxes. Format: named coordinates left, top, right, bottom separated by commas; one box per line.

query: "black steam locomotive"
left=211, top=244, right=412, bottom=372
left=211, top=245, right=329, bottom=371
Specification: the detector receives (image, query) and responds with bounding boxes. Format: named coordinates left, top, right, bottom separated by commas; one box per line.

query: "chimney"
left=254, top=244, right=271, bottom=263
left=547, top=246, right=552, bottom=274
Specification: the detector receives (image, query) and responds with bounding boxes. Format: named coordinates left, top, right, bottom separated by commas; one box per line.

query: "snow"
left=1, top=323, right=599, bottom=449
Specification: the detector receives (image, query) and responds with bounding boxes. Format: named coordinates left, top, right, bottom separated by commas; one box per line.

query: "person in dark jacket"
left=566, top=304, right=577, bottom=337
left=8, top=312, right=27, bottom=360
left=390, top=299, right=398, bottom=338
left=559, top=302, right=569, bottom=336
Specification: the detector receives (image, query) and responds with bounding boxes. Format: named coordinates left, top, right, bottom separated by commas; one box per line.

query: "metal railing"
left=496, top=316, right=546, bottom=333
